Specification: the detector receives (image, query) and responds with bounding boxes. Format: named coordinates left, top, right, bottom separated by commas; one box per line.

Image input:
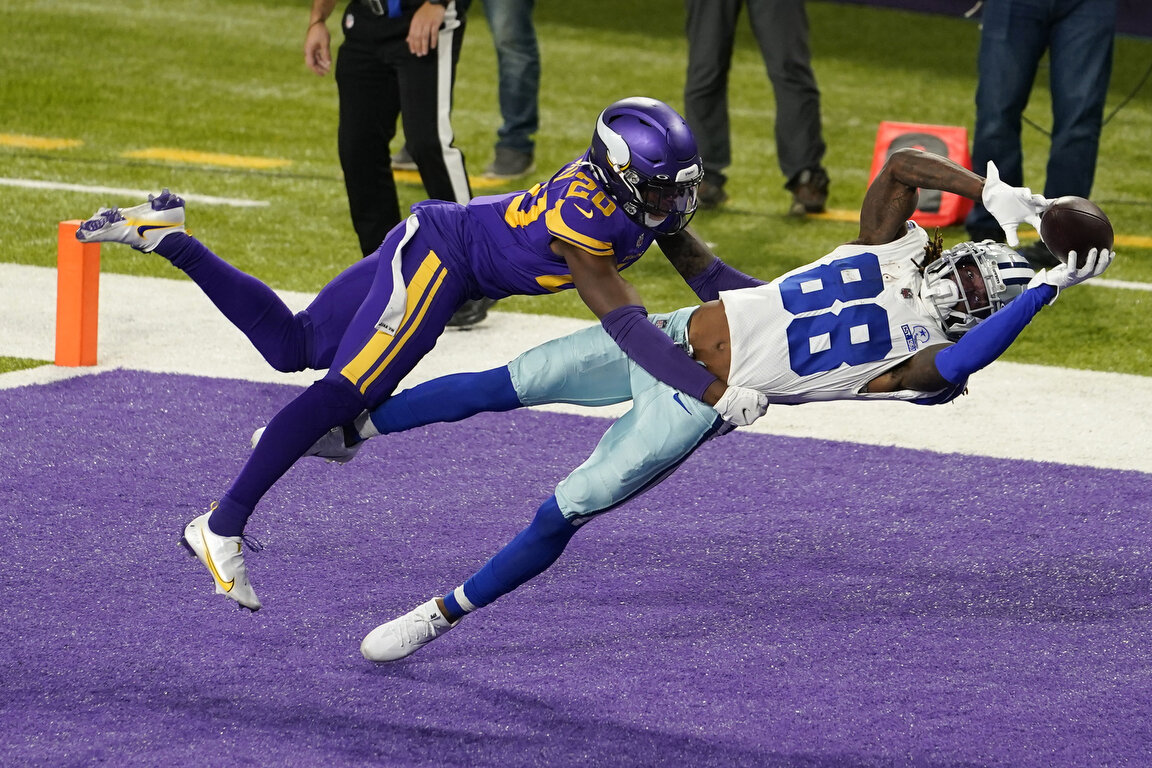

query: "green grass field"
left=2, top=0, right=1150, bottom=374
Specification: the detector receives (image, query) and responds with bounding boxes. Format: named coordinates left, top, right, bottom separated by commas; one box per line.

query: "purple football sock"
left=211, top=379, right=366, bottom=535
left=154, top=233, right=310, bottom=372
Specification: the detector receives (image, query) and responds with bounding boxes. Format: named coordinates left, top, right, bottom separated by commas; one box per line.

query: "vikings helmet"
left=586, top=97, right=703, bottom=235
left=920, top=240, right=1035, bottom=339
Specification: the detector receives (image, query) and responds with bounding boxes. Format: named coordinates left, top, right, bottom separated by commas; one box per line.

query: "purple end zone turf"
left=1, top=370, right=1150, bottom=767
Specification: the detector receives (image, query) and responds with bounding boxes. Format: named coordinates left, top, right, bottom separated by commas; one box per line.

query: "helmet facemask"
left=919, top=241, right=1035, bottom=339
left=619, top=164, right=702, bottom=233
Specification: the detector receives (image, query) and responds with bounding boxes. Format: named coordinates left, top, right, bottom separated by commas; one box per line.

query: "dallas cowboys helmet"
left=920, top=240, right=1035, bottom=339
left=586, top=97, right=703, bottom=235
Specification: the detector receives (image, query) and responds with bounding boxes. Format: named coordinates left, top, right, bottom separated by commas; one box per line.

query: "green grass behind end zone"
left=1, top=0, right=1150, bottom=376
left=0, top=357, right=50, bottom=374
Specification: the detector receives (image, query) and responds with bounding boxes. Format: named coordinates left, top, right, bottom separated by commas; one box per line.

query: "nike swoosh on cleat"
left=136, top=224, right=174, bottom=237
left=200, top=527, right=235, bottom=592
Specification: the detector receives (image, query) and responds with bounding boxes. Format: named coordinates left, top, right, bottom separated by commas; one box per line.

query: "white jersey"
left=720, top=222, right=953, bottom=404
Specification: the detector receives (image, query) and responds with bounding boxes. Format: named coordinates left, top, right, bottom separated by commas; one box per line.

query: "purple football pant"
left=161, top=221, right=473, bottom=535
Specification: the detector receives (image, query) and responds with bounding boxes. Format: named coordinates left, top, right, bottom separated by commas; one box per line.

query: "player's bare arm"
left=856, top=148, right=984, bottom=246
left=653, top=227, right=764, bottom=303
left=655, top=227, right=716, bottom=283
left=553, top=238, right=645, bottom=316
left=864, top=344, right=952, bottom=394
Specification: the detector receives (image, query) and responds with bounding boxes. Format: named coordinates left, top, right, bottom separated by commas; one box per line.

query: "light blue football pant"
left=508, top=307, right=726, bottom=522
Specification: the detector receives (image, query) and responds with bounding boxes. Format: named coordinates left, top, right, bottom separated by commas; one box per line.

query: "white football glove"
left=714, top=385, right=768, bottom=427
left=981, top=161, right=1051, bottom=247
left=1027, top=247, right=1115, bottom=302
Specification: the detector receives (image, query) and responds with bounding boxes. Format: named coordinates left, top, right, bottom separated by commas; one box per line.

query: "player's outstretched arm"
left=875, top=286, right=1054, bottom=397
left=857, top=149, right=1049, bottom=248
left=857, top=148, right=984, bottom=245
left=881, top=249, right=1113, bottom=399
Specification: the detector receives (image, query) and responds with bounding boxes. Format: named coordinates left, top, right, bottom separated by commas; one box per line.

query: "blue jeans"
left=482, top=0, right=539, bottom=154
left=966, top=0, right=1116, bottom=239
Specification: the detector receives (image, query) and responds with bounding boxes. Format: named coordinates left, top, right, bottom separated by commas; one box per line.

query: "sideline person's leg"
left=965, top=0, right=1047, bottom=240
left=483, top=0, right=539, bottom=158
left=336, top=36, right=404, bottom=256
left=397, top=4, right=471, bottom=205
left=747, top=0, right=825, bottom=182
left=683, top=0, right=740, bottom=189
left=1043, top=0, right=1116, bottom=199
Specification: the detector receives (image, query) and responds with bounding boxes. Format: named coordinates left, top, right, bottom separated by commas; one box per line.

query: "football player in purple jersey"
left=76, top=97, right=770, bottom=612
left=282, top=148, right=1113, bottom=661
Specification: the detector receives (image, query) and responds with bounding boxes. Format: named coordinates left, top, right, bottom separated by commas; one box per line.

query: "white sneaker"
left=179, top=509, right=262, bottom=611
left=361, top=598, right=459, bottom=661
left=250, top=425, right=362, bottom=464
left=76, top=189, right=185, bottom=252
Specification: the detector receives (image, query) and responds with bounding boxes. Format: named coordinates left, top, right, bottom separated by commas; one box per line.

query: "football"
left=1039, top=196, right=1114, bottom=268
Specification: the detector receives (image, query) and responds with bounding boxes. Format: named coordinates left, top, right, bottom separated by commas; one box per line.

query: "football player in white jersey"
left=266, top=148, right=1114, bottom=661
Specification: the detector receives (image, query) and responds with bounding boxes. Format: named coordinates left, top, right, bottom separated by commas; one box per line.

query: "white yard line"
left=1093, top=277, right=1152, bottom=291
left=2, top=263, right=1149, bottom=474
left=0, top=178, right=268, bottom=208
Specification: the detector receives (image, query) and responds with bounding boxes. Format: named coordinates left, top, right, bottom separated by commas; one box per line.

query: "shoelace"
left=240, top=534, right=264, bottom=553
left=399, top=612, right=437, bottom=647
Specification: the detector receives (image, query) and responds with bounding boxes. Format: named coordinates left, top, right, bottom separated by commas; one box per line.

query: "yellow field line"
left=3, top=132, right=512, bottom=188
left=392, top=168, right=507, bottom=190
left=121, top=148, right=292, bottom=170
left=0, top=133, right=83, bottom=150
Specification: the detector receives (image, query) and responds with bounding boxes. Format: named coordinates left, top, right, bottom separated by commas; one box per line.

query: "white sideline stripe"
left=1, top=263, right=1150, bottom=475
left=1093, top=278, right=1152, bottom=292
left=0, top=178, right=268, bottom=208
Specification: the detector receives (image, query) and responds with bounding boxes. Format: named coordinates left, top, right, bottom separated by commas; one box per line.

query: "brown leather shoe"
left=698, top=179, right=729, bottom=209
left=786, top=167, right=830, bottom=215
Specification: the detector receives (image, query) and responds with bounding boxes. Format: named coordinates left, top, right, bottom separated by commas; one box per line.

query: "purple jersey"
left=411, top=154, right=656, bottom=299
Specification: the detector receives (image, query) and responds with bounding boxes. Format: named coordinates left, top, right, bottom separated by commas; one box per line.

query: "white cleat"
left=361, top=598, right=459, bottom=662
left=76, top=189, right=186, bottom=252
left=251, top=424, right=362, bottom=464
left=179, top=509, right=262, bottom=611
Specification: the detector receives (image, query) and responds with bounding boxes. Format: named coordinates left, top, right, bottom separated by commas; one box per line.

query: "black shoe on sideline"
left=447, top=298, right=497, bottom=328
